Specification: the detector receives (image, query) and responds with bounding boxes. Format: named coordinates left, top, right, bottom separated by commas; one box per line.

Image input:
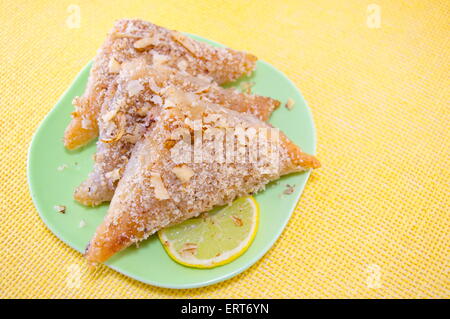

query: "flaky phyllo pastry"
left=74, top=59, right=280, bottom=206
left=85, top=89, right=320, bottom=263
left=64, top=19, right=257, bottom=150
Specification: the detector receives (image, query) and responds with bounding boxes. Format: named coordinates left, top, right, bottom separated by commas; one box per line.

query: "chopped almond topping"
left=171, top=32, right=197, bottom=56
left=100, top=113, right=125, bottom=144
left=230, top=215, right=243, bottom=226
left=105, top=168, right=121, bottom=181
left=150, top=95, right=163, bottom=106
left=163, top=98, right=176, bottom=108
left=152, top=53, right=169, bottom=65
left=172, top=165, right=194, bottom=183
left=150, top=173, right=170, bottom=200
left=54, top=205, right=66, bottom=214
left=112, top=32, right=142, bottom=39
left=108, top=57, right=121, bottom=73
left=126, top=80, right=144, bottom=96
left=133, top=37, right=154, bottom=50
left=285, top=98, right=295, bottom=110
left=102, top=108, right=119, bottom=123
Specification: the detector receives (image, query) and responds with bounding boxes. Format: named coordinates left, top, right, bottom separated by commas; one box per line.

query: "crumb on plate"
left=283, top=184, right=296, bottom=195
left=285, top=98, right=295, bottom=110
left=54, top=205, right=66, bottom=214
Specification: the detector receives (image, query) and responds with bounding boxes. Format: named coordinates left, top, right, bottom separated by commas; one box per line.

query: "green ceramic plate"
left=27, top=34, right=316, bottom=289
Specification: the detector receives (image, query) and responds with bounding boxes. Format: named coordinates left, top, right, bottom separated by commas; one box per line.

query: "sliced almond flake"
left=285, top=98, right=295, bottom=110
left=150, top=94, right=163, bottom=106
left=54, top=205, right=66, bottom=214
left=172, top=165, right=194, bottom=183
left=100, top=112, right=126, bottom=144
left=230, top=215, right=243, bottom=227
left=152, top=53, right=169, bottom=65
left=163, top=97, right=176, bottom=109
left=133, top=37, right=155, bottom=49
left=112, top=32, right=143, bottom=39
left=120, top=58, right=146, bottom=79
left=105, top=168, right=121, bottom=181
left=146, top=77, right=162, bottom=94
left=102, top=108, right=119, bottom=123
left=100, top=126, right=124, bottom=144
left=108, top=57, right=121, bottom=73
left=171, top=32, right=198, bottom=56
left=150, top=173, right=170, bottom=200
left=126, top=80, right=144, bottom=96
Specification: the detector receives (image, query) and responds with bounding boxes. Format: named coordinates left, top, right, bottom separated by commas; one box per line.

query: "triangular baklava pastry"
left=64, top=19, right=257, bottom=150
left=74, top=59, right=280, bottom=206
left=85, top=88, right=320, bottom=263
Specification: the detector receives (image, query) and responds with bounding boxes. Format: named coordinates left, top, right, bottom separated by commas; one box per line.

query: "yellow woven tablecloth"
left=0, top=0, right=448, bottom=298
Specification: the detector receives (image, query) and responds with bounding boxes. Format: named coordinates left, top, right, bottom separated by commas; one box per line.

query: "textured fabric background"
left=0, top=0, right=448, bottom=298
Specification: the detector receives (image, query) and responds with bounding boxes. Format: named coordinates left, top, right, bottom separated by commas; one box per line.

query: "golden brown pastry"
left=85, top=88, right=319, bottom=263
left=74, top=59, right=280, bottom=206
left=64, top=19, right=257, bottom=150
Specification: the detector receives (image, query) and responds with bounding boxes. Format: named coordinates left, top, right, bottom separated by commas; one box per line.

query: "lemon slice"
left=158, top=196, right=259, bottom=268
